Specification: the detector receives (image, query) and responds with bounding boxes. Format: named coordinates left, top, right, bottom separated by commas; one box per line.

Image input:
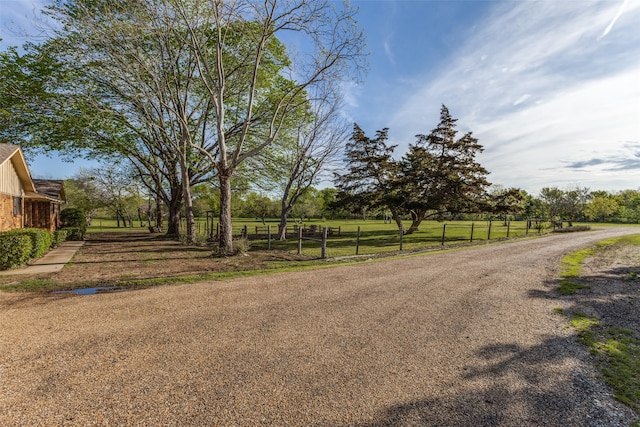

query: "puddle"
left=53, top=287, right=124, bottom=295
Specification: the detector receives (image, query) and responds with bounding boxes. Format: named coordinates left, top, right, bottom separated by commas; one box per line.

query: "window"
left=13, top=197, right=22, bottom=216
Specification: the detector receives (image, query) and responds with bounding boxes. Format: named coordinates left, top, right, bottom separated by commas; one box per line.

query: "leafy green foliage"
left=61, top=208, right=86, bottom=229
left=334, top=106, right=492, bottom=234
left=61, top=208, right=87, bottom=239
left=0, top=232, right=32, bottom=270
left=334, top=125, right=399, bottom=213
left=19, top=228, right=52, bottom=258
left=51, top=229, right=70, bottom=247
left=586, top=195, right=620, bottom=222
left=401, top=105, right=491, bottom=233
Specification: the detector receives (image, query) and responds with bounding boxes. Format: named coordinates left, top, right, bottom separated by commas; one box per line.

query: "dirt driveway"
left=1, top=228, right=638, bottom=426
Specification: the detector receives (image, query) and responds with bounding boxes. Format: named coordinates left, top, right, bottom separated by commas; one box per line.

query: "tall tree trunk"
left=278, top=202, right=293, bottom=240
left=155, top=197, right=163, bottom=231
left=218, top=172, right=233, bottom=254
left=390, top=207, right=404, bottom=234
left=183, top=191, right=195, bottom=243
left=405, top=210, right=425, bottom=234
left=167, top=204, right=181, bottom=236
left=166, top=197, right=182, bottom=236
left=180, top=157, right=196, bottom=244
left=165, top=182, right=183, bottom=236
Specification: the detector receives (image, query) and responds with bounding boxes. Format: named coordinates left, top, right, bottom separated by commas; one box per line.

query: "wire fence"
left=191, top=219, right=553, bottom=259
left=94, top=217, right=562, bottom=258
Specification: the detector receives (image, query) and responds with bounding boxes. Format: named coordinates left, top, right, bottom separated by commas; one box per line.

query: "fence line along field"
left=87, top=218, right=576, bottom=258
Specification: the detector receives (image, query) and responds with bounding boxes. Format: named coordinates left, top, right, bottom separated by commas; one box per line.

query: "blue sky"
left=1, top=0, right=639, bottom=195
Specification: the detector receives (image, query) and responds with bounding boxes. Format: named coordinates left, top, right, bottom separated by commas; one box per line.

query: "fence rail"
left=172, top=218, right=558, bottom=259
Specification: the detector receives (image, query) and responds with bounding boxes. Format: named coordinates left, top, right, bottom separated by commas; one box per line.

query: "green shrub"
left=60, top=208, right=86, bottom=240
left=553, top=226, right=591, bottom=233
left=232, top=237, right=251, bottom=255
left=0, top=233, right=32, bottom=270
left=51, top=229, right=69, bottom=247
left=62, top=227, right=84, bottom=241
left=19, top=228, right=52, bottom=258
left=61, top=208, right=86, bottom=228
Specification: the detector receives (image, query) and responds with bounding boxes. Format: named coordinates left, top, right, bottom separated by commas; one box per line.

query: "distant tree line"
left=62, top=105, right=640, bottom=230
left=64, top=163, right=640, bottom=228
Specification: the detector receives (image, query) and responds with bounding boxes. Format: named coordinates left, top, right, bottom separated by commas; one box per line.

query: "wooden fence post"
left=470, top=222, right=474, bottom=242
left=297, top=227, right=302, bottom=255
left=356, top=226, right=361, bottom=255
left=441, top=224, right=446, bottom=245
left=487, top=220, right=492, bottom=240
left=321, top=227, right=328, bottom=259
left=399, top=226, right=404, bottom=251
left=507, top=221, right=511, bottom=237
left=268, top=225, right=271, bottom=250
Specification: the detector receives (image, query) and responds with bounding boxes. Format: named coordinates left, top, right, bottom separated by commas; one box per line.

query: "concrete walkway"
left=0, top=241, right=85, bottom=275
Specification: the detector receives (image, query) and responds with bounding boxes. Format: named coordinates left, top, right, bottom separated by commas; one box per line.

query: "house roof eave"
left=0, top=146, right=36, bottom=193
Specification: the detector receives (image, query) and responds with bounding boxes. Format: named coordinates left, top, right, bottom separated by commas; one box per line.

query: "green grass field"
left=558, top=234, right=640, bottom=415
left=88, top=217, right=567, bottom=257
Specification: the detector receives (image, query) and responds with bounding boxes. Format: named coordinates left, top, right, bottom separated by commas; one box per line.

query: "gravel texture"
left=1, top=227, right=638, bottom=426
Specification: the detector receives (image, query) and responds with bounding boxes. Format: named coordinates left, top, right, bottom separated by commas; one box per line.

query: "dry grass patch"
left=0, top=232, right=314, bottom=293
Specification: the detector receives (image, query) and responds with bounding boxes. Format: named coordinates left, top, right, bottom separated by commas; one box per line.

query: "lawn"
left=0, top=217, right=607, bottom=293
left=0, top=218, right=556, bottom=293
left=89, top=217, right=555, bottom=258
left=557, top=234, right=640, bottom=416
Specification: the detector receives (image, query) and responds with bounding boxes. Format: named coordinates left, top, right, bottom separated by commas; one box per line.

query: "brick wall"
left=0, top=193, right=23, bottom=232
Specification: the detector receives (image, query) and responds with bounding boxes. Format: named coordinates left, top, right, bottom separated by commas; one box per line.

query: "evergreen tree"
left=400, top=105, right=491, bottom=233
left=333, top=124, right=404, bottom=228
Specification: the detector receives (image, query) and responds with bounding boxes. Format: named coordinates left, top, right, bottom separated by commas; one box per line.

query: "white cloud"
left=388, top=0, right=640, bottom=194
left=383, top=39, right=395, bottom=66
left=599, top=0, right=630, bottom=40
left=512, top=94, right=531, bottom=107
left=475, top=67, right=640, bottom=191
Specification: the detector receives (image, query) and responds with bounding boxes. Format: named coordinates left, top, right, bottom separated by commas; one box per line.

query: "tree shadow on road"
left=356, top=268, right=640, bottom=427
left=355, top=335, right=631, bottom=427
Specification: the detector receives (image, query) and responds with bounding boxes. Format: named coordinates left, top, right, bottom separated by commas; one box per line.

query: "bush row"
left=0, top=227, right=77, bottom=271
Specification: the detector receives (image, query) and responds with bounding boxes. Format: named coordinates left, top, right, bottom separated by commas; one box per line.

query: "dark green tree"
left=333, top=124, right=404, bottom=229
left=486, top=185, right=524, bottom=223
left=539, top=187, right=566, bottom=220
left=400, top=105, right=491, bottom=234
left=562, top=186, right=591, bottom=225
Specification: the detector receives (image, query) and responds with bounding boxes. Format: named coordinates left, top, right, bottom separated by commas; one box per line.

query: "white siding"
left=0, top=160, right=23, bottom=196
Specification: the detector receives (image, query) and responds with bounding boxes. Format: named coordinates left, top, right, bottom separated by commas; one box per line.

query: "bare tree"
left=79, top=164, right=144, bottom=228
left=172, top=0, right=366, bottom=254
left=43, top=0, right=218, bottom=242
left=257, top=92, right=348, bottom=240
left=15, top=0, right=364, bottom=250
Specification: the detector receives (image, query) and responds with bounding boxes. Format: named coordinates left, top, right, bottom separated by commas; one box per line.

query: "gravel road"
left=1, top=228, right=638, bottom=426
